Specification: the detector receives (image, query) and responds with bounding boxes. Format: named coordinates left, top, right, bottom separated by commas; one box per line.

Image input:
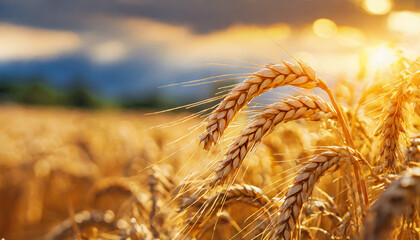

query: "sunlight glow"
left=388, top=11, right=420, bottom=35
left=312, top=18, right=338, bottom=38
left=363, top=0, right=392, bottom=15
left=338, top=26, right=366, bottom=47
left=366, top=44, right=398, bottom=71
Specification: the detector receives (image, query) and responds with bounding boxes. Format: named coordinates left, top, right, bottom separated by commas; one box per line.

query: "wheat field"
left=1, top=54, right=420, bottom=240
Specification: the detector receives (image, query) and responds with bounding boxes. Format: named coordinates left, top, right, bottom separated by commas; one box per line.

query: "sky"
left=0, top=0, right=419, bottom=102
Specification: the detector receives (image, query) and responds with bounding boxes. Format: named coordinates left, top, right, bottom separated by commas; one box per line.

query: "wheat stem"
left=317, top=79, right=370, bottom=208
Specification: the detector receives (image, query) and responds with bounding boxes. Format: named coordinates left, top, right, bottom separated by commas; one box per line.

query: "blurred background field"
left=0, top=105, right=201, bottom=239
left=1, top=0, right=420, bottom=239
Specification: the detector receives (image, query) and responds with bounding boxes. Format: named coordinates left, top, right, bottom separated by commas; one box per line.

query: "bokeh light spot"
left=313, top=18, right=338, bottom=38
left=388, top=11, right=420, bottom=35
left=363, top=0, right=392, bottom=15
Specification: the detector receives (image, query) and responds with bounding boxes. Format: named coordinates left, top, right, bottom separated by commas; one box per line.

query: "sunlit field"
left=2, top=51, right=420, bottom=239
left=2, top=0, right=420, bottom=240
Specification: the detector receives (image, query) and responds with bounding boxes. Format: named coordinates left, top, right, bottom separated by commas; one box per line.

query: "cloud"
left=0, top=23, right=81, bottom=61
left=109, top=17, right=363, bottom=78
left=89, top=40, right=127, bottom=64
left=0, top=16, right=367, bottom=84
left=0, top=0, right=370, bottom=34
left=117, top=17, right=292, bottom=66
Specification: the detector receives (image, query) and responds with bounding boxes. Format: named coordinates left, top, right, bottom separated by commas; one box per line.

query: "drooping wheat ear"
left=364, top=168, right=420, bottom=240
left=210, top=95, right=336, bottom=187
left=268, top=146, right=357, bottom=240
left=200, top=61, right=321, bottom=150
left=374, top=73, right=420, bottom=173
left=208, top=183, right=271, bottom=208
left=180, top=184, right=271, bottom=212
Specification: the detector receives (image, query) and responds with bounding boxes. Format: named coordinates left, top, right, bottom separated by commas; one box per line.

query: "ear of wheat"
left=364, top=168, right=420, bottom=240
left=375, top=73, right=419, bottom=173
left=268, top=146, right=357, bottom=240
left=210, top=94, right=335, bottom=187
left=180, top=183, right=270, bottom=212
left=200, top=61, right=321, bottom=150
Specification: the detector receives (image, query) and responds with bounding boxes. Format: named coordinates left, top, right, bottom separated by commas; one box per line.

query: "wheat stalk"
left=210, top=94, right=335, bottom=187
left=337, top=213, right=355, bottom=239
left=268, top=146, right=357, bottom=240
left=148, top=170, right=160, bottom=238
left=180, top=184, right=271, bottom=212
left=364, top=168, right=420, bottom=240
left=375, top=74, right=419, bottom=173
left=200, top=61, right=321, bottom=150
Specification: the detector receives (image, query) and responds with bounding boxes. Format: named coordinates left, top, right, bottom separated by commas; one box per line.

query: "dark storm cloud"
left=0, top=0, right=382, bottom=33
